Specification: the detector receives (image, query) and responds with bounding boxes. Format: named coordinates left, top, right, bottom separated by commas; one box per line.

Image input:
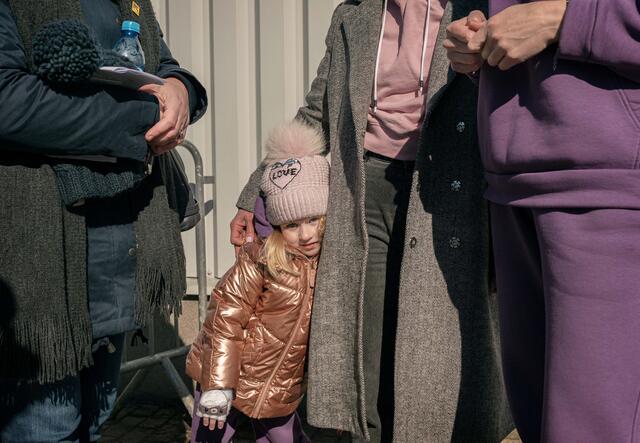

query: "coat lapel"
left=342, top=0, right=383, bottom=156
left=425, top=2, right=455, bottom=119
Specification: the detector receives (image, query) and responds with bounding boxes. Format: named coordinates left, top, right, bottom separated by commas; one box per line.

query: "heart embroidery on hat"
left=270, top=158, right=302, bottom=189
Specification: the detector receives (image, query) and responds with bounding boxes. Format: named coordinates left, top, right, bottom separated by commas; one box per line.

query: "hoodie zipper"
left=371, top=0, right=433, bottom=114
left=251, top=256, right=315, bottom=417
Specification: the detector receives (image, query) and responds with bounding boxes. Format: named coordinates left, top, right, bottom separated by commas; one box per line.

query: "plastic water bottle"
left=113, top=21, right=145, bottom=71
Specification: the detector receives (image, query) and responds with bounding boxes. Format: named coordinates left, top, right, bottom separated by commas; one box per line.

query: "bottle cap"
left=121, top=21, right=141, bottom=34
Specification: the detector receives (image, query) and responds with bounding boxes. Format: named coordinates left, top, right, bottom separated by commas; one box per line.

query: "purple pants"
left=491, top=204, right=640, bottom=443
left=191, top=390, right=310, bottom=443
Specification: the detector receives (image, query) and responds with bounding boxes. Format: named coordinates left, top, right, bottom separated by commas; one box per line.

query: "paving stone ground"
left=101, top=399, right=189, bottom=443
left=101, top=398, right=521, bottom=443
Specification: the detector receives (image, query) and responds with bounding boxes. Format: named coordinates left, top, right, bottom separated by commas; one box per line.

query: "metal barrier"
left=113, top=140, right=208, bottom=418
left=180, top=140, right=209, bottom=331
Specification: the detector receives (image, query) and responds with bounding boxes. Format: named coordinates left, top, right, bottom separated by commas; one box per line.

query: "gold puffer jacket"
left=186, top=242, right=318, bottom=419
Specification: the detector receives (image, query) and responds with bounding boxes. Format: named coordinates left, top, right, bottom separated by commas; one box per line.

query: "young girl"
left=186, top=121, right=329, bottom=443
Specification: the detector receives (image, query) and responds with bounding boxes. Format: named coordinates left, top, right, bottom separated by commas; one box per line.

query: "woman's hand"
left=444, top=10, right=487, bottom=74
left=470, top=0, right=567, bottom=71
left=230, top=209, right=256, bottom=254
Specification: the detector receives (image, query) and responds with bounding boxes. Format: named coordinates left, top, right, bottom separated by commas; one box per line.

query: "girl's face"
left=280, top=216, right=324, bottom=257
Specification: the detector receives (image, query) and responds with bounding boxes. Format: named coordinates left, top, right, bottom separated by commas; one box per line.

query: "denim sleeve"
left=0, top=0, right=158, bottom=160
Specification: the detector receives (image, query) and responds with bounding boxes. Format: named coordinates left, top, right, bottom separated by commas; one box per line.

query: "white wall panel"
left=151, top=0, right=339, bottom=284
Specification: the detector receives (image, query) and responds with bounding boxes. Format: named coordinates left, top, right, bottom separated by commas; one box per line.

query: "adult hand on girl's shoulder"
left=198, top=389, right=234, bottom=430
left=230, top=209, right=256, bottom=254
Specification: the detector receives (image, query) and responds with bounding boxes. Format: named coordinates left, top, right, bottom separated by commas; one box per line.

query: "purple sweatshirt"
left=479, top=0, right=640, bottom=209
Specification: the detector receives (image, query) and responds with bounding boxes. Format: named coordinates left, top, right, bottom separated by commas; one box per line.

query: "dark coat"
left=238, top=0, right=512, bottom=441
left=0, top=0, right=207, bottom=337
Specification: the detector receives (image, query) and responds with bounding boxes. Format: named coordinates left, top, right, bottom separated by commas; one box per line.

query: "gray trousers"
left=353, top=152, right=413, bottom=443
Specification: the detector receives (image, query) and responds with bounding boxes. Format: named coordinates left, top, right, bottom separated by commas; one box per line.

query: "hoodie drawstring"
left=372, top=0, right=433, bottom=113
left=418, top=0, right=433, bottom=94
left=372, top=0, right=389, bottom=114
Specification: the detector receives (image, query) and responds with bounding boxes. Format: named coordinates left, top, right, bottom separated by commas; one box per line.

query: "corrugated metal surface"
left=149, top=0, right=341, bottom=280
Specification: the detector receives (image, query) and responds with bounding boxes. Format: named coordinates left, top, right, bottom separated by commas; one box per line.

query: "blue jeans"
left=0, top=334, right=125, bottom=443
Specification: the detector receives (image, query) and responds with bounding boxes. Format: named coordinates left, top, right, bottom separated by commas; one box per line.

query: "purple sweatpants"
left=191, top=390, right=310, bottom=443
left=491, top=204, right=640, bottom=443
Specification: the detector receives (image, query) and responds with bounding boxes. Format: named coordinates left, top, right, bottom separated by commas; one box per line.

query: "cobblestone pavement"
left=101, top=398, right=521, bottom=443
left=101, top=399, right=189, bottom=443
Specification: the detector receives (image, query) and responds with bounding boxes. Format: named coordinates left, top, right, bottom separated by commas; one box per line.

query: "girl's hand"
left=197, top=389, right=234, bottom=430
left=202, top=415, right=226, bottom=431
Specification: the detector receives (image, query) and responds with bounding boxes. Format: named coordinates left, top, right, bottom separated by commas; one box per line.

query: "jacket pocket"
left=617, top=90, right=640, bottom=168
left=618, top=89, right=640, bottom=131
left=240, top=330, right=264, bottom=380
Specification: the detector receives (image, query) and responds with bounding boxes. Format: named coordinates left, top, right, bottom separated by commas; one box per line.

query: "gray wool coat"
left=238, top=0, right=513, bottom=441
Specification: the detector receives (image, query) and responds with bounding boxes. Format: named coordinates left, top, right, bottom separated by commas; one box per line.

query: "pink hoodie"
left=364, top=0, right=448, bottom=161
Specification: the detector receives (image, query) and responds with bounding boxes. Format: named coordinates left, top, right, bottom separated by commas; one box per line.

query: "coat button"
left=409, top=237, right=417, bottom=248
left=451, top=180, right=462, bottom=192
left=456, top=121, right=466, bottom=133
left=449, top=237, right=461, bottom=249
left=128, top=247, right=137, bottom=257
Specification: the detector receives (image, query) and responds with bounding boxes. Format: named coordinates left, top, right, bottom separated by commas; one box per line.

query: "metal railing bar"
left=120, top=345, right=190, bottom=373
left=115, top=140, right=209, bottom=419
left=111, top=368, right=148, bottom=418
left=178, top=140, right=209, bottom=328
left=161, top=357, right=195, bottom=416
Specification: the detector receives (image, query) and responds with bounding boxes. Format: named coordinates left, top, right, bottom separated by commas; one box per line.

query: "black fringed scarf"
left=0, top=0, right=185, bottom=384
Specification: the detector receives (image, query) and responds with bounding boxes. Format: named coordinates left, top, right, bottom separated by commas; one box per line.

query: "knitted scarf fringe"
left=132, top=164, right=187, bottom=326
left=0, top=315, right=93, bottom=384
left=134, top=251, right=186, bottom=326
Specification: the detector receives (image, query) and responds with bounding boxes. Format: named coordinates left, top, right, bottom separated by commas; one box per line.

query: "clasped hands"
left=444, top=0, right=567, bottom=73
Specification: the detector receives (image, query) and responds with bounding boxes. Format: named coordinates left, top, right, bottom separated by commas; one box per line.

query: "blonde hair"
left=263, top=217, right=326, bottom=279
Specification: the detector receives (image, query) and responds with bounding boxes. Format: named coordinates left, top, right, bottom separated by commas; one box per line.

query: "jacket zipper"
left=252, top=258, right=313, bottom=417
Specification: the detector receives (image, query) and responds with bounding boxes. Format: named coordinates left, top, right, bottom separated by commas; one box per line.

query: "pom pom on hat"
left=260, top=121, right=330, bottom=226
left=264, top=119, right=326, bottom=161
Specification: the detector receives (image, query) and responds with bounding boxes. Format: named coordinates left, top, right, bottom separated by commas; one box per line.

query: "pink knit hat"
left=260, top=121, right=329, bottom=226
